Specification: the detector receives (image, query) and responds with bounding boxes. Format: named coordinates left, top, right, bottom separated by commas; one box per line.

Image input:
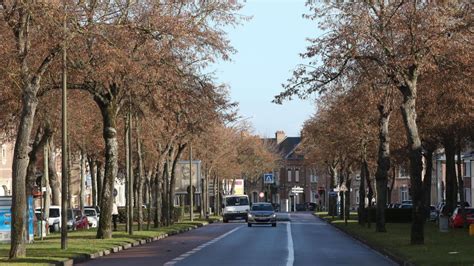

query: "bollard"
left=439, top=216, right=449, bottom=232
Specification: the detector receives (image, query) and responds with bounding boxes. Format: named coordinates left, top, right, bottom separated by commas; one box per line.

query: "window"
left=225, top=196, right=249, bottom=206
left=356, top=175, right=361, bottom=180
left=287, top=168, right=292, bottom=182
left=311, top=175, right=317, bottom=183
left=400, top=186, right=410, bottom=202
left=295, top=168, right=299, bottom=182
left=355, top=189, right=360, bottom=204
left=399, top=166, right=409, bottom=178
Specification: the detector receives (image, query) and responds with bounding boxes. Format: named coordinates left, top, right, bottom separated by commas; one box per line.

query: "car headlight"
left=248, top=213, right=253, bottom=218
left=271, top=214, right=277, bottom=218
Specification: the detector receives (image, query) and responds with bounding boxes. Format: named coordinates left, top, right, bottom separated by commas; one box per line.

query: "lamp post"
left=60, top=4, right=68, bottom=249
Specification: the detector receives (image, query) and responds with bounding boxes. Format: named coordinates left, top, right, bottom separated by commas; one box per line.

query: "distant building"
left=251, top=131, right=319, bottom=211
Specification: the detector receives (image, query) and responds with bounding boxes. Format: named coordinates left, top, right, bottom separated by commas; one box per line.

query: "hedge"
left=367, top=207, right=413, bottom=223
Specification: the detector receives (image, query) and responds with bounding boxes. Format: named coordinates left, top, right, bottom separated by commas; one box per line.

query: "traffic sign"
left=291, top=186, right=304, bottom=194
left=263, top=173, right=274, bottom=184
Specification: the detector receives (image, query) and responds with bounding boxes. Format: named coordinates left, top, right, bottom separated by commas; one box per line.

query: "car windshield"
left=252, top=205, right=273, bottom=211
left=67, top=210, right=73, bottom=219
left=226, top=197, right=249, bottom=206
left=50, top=208, right=60, bottom=218
left=84, top=209, right=96, bottom=216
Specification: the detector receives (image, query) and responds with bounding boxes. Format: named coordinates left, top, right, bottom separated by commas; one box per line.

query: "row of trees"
left=0, top=0, right=278, bottom=259
left=276, top=1, right=473, bottom=244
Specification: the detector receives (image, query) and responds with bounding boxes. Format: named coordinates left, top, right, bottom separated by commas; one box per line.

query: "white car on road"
left=84, top=207, right=99, bottom=228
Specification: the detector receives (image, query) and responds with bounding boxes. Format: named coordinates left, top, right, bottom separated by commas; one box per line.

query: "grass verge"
left=0, top=220, right=210, bottom=265
left=315, top=212, right=474, bottom=266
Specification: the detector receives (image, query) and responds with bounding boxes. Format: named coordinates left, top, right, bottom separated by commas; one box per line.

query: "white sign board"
left=291, top=186, right=304, bottom=194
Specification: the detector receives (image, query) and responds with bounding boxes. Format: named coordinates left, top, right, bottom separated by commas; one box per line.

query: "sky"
left=211, top=0, right=322, bottom=138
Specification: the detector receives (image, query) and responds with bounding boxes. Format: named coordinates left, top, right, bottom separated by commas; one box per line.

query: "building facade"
left=0, top=141, right=13, bottom=196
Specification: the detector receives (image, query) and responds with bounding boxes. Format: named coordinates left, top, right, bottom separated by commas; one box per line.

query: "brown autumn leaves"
left=278, top=2, right=473, bottom=245
left=0, top=1, right=278, bottom=258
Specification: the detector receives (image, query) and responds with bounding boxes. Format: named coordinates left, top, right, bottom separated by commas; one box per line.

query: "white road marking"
left=286, top=221, right=294, bottom=266
left=164, top=225, right=243, bottom=266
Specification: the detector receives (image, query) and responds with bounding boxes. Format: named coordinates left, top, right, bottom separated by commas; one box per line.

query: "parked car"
left=247, top=202, right=277, bottom=227
left=305, top=202, right=317, bottom=211
left=449, top=207, right=474, bottom=228
left=84, top=207, right=100, bottom=228
left=73, top=209, right=89, bottom=230
left=36, top=205, right=61, bottom=232
left=34, top=211, right=49, bottom=236
left=295, top=203, right=306, bottom=211
left=436, top=201, right=445, bottom=213
left=84, top=205, right=101, bottom=216
left=400, top=203, right=413, bottom=209
left=428, top=205, right=438, bottom=221
left=66, top=209, right=77, bottom=230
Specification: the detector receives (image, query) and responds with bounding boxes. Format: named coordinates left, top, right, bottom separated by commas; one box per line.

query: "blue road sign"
left=263, top=173, right=274, bottom=184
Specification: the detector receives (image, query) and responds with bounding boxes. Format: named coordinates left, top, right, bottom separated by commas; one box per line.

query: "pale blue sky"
left=212, top=0, right=322, bottom=138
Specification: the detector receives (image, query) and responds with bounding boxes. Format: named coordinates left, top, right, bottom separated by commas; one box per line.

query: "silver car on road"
left=247, top=202, right=277, bottom=227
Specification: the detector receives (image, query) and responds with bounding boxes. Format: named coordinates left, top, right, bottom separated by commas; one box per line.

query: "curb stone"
left=51, top=221, right=211, bottom=266
left=312, top=213, right=414, bottom=266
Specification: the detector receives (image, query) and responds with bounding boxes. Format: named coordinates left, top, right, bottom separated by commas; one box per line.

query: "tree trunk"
left=10, top=86, right=39, bottom=258
left=388, top=167, right=396, bottom=205
left=375, top=106, right=391, bottom=233
left=44, top=140, right=51, bottom=224
left=146, top=171, right=152, bottom=230
left=422, top=147, right=434, bottom=220
left=366, top=169, right=374, bottom=229
left=26, top=127, right=51, bottom=197
left=457, top=144, right=467, bottom=228
left=153, top=162, right=163, bottom=228
left=136, top=123, right=144, bottom=231
left=169, top=144, right=186, bottom=223
left=163, top=162, right=170, bottom=226
left=358, top=158, right=367, bottom=226
left=88, top=157, right=97, bottom=207
left=345, top=179, right=352, bottom=225
left=400, top=85, right=424, bottom=245
left=96, top=103, right=119, bottom=239
left=443, top=137, right=457, bottom=215
left=48, top=138, right=61, bottom=205
left=80, top=151, right=86, bottom=211
left=216, top=174, right=221, bottom=216
left=96, top=160, right=104, bottom=207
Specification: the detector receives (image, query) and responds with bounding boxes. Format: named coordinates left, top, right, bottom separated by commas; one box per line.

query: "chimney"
left=275, top=131, right=286, bottom=145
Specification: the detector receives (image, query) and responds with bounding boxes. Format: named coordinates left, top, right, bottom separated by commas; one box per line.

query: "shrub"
left=117, top=207, right=157, bottom=223
left=367, top=207, right=412, bottom=223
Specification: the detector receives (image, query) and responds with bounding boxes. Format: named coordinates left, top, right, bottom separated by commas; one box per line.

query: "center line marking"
left=287, top=221, right=294, bottom=266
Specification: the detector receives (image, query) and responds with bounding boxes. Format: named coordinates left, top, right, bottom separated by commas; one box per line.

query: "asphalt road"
left=80, top=212, right=396, bottom=266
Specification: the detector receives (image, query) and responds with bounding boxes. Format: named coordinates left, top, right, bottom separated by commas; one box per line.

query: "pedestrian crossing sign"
left=263, top=173, right=274, bottom=184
